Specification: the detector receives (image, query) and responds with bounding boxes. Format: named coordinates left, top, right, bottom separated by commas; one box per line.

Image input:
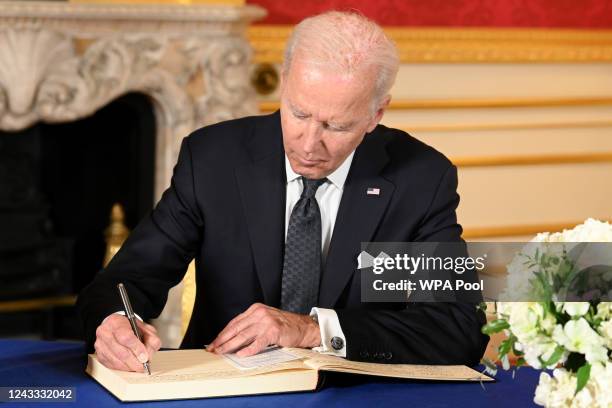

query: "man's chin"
left=294, top=165, right=328, bottom=180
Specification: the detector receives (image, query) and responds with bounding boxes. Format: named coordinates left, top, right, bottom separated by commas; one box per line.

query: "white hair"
left=282, top=11, right=399, bottom=111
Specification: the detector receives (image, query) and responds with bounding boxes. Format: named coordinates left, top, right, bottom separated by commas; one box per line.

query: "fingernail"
left=138, top=353, right=148, bottom=363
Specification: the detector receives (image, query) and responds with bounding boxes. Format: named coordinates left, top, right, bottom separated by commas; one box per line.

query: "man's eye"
left=293, top=112, right=307, bottom=119
left=326, top=124, right=347, bottom=132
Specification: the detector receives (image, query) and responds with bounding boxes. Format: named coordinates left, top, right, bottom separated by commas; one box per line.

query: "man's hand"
left=207, top=303, right=321, bottom=357
left=94, top=314, right=162, bottom=372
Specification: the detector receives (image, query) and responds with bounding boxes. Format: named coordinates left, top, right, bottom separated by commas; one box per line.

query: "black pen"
left=117, top=283, right=151, bottom=375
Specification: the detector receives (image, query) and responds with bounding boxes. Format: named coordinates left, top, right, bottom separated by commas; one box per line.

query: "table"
left=0, top=339, right=542, bottom=407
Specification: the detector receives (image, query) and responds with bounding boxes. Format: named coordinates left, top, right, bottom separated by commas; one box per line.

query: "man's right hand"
left=94, top=314, right=162, bottom=372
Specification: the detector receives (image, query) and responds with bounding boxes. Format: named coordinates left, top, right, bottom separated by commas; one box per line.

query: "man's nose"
left=302, top=120, right=322, bottom=154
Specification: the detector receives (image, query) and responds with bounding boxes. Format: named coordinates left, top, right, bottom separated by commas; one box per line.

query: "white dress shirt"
left=284, top=152, right=354, bottom=358
left=116, top=153, right=354, bottom=357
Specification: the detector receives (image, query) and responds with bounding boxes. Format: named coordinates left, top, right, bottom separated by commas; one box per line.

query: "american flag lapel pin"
left=366, top=187, right=380, bottom=196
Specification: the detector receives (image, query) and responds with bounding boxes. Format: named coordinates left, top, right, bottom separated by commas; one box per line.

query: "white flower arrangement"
left=481, top=219, right=612, bottom=408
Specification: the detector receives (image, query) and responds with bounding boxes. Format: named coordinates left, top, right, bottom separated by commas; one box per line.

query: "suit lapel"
left=235, top=112, right=286, bottom=307
left=319, top=130, right=395, bottom=308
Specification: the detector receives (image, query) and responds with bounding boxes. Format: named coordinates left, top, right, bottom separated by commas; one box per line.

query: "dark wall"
left=0, top=92, right=156, bottom=300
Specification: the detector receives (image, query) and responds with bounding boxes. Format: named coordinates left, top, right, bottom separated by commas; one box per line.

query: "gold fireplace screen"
left=103, top=203, right=196, bottom=338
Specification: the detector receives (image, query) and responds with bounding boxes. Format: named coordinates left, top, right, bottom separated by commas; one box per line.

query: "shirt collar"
left=285, top=151, right=355, bottom=190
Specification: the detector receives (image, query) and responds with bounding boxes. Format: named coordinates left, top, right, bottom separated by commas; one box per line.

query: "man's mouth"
left=295, top=155, right=324, bottom=166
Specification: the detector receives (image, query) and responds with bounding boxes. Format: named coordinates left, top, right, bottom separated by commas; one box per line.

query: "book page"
left=87, top=350, right=319, bottom=401
left=92, top=349, right=310, bottom=385
left=223, top=346, right=301, bottom=370
left=287, top=348, right=493, bottom=382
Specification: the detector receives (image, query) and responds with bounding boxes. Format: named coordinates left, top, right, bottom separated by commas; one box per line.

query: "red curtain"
left=247, top=0, right=612, bottom=28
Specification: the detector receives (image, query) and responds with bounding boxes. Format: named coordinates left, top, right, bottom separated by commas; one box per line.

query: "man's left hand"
left=207, top=303, right=321, bottom=357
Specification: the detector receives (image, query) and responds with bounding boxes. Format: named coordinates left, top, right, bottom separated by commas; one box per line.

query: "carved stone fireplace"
left=0, top=1, right=265, bottom=345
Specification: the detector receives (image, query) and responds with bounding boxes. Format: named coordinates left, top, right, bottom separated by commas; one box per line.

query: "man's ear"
left=366, top=95, right=391, bottom=133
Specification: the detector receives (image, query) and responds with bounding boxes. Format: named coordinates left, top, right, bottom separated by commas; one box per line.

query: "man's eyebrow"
left=327, top=120, right=354, bottom=130
left=289, top=102, right=309, bottom=115
left=288, top=101, right=351, bottom=128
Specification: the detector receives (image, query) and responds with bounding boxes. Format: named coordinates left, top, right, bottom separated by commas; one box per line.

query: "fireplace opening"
left=0, top=92, right=156, bottom=338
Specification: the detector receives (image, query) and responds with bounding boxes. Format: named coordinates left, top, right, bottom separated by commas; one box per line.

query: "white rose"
left=557, top=318, right=604, bottom=356
left=540, top=339, right=568, bottom=369
left=584, top=343, right=609, bottom=365
left=554, top=219, right=612, bottom=242
left=534, top=372, right=553, bottom=406
left=548, top=369, right=577, bottom=407
left=508, top=303, right=544, bottom=343
left=533, top=365, right=612, bottom=408
left=562, top=302, right=591, bottom=317
left=568, top=363, right=611, bottom=408
left=532, top=232, right=552, bottom=243
left=521, top=336, right=568, bottom=370
left=523, top=344, right=544, bottom=369
left=496, top=302, right=514, bottom=317
left=597, top=319, right=612, bottom=349
left=572, top=386, right=594, bottom=408
left=552, top=324, right=568, bottom=345
left=591, top=362, right=612, bottom=407
left=555, top=302, right=565, bottom=313
left=596, top=302, right=611, bottom=320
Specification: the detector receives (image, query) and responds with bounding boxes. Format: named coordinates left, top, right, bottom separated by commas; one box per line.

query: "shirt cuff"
left=310, top=307, right=347, bottom=358
left=110, top=311, right=143, bottom=322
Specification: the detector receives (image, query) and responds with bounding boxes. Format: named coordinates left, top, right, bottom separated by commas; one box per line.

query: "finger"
left=217, top=303, right=265, bottom=337
left=235, top=337, right=268, bottom=358
left=96, top=341, right=134, bottom=372
left=214, top=324, right=260, bottom=354
left=113, top=326, right=149, bottom=365
left=102, top=316, right=151, bottom=362
left=105, top=336, right=146, bottom=372
left=233, top=303, right=266, bottom=323
left=137, top=320, right=158, bottom=335
left=138, top=324, right=161, bottom=353
left=209, top=317, right=256, bottom=352
left=210, top=305, right=267, bottom=350
left=142, top=331, right=162, bottom=357
left=103, top=350, right=137, bottom=372
left=99, top=349, right=132, bottom=372
left=94, top=340, right=114, bottom=369
left=95, top=317, right=145, bottom=371
left=116, top=319, right=159, bottom=359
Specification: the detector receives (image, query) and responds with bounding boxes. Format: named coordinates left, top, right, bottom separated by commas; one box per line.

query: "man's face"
left=280, top=58, right=387, bottom=180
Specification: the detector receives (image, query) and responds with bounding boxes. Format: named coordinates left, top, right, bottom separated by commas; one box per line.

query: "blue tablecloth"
left=0, top=339, right=541, bottom=407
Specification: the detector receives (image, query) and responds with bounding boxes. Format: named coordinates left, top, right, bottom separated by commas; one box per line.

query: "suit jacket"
left=77, top=111, right=489, bottom=365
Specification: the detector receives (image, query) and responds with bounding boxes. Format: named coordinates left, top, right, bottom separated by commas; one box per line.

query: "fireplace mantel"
left=0, top=0, right=266, bottom=198
left=0, top=0, right=265, bottom=347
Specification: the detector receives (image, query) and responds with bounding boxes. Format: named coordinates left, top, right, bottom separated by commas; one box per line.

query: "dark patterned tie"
left=281, top=177, right=326, bottom=314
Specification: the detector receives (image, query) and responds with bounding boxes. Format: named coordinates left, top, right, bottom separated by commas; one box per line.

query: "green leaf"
left=477, top=302, right=488, bottom=312
left=481, top=357, right=498, bottom=376
left=512, top=344, right=525, bottom=357
left=575, top=363, right=591, bottom=394
left=498, top=338, right=513, bottom=356
left=482, top=319, right=509, bottom=334
left=539, top=345, right=565, bottom=367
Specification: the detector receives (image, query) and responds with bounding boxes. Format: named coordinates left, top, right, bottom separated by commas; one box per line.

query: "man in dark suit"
left=77, top=11, right=488, bottom=373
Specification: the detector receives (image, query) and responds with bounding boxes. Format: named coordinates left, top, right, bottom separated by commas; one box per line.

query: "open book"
left=86, top=348, right=493, bottom=401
